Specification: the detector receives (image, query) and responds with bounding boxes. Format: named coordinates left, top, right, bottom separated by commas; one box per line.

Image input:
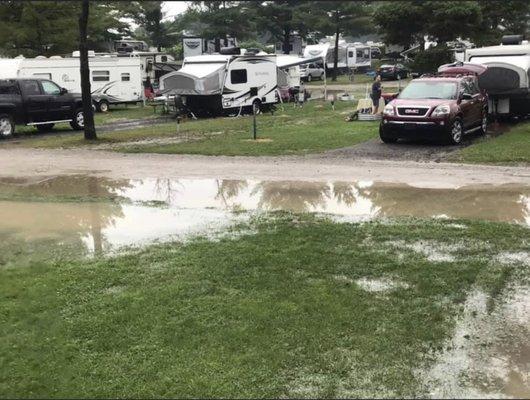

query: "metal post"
left=252, top=104, right=257, bottom=140
left=323, top=56, right=327, bottom=101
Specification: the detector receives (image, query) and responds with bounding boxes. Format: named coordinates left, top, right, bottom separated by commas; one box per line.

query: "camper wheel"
left=252, top=99, right=262, bottom=114
left=97, top=100, right=109, bottom=113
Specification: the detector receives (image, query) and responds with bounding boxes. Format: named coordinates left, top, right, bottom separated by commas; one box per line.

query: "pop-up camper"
left=160, top=50, right=323, bottom=116
left=465, top=35, right=530, bottom=117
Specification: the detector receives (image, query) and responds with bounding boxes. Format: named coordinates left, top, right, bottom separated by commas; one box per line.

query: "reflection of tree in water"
left=215, top=180, right=249, bottom=209
left=253, top=181, right=331, bottom=212
left=153, top=178, right=184, bottom=204
left=0, top=175, right=132, bottom=258
left=357, top=184, right=529, bottom=222
left=332, top=182, right=358, bottom=207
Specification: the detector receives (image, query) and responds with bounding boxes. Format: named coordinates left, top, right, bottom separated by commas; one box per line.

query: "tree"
left=78, top=0, right=96, bottom=140
left=311, top=1, right=373, bottom=81
left=0, top=1, right=128, bottom=57
left=255, top=1, right=310, bottom=54
left=124, top=1, right=177, bottom=51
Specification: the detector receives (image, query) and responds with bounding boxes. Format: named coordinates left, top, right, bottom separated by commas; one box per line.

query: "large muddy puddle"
left=0, top=175, right=528, bottom=255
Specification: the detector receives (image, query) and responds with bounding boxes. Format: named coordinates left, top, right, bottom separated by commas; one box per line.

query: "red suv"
left=380, top=66, right=488, bottom=144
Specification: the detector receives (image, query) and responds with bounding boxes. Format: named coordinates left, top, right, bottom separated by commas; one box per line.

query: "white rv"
left=14, top=53, right=143, bottom=111
left=182, top=37, right=238, bottom=59
left=160, top=53, right=279, bottom=116
left=303, top=43, right=372, bottom=70
left=465, top=36, right=530, bottom=116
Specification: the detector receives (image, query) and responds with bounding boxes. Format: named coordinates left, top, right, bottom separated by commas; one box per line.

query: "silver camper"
left=465, top=36, right=530, bottom=117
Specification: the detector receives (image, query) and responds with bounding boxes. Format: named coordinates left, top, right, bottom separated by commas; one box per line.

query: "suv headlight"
left=432, top=104, right=450, bottom=117
left=383, top=104, right=395, bottom=116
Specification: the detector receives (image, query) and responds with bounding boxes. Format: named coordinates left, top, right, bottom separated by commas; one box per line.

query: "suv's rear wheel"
left=448, top=118, right=463, bottom=144
left=36, top=123, right=54, bottom=132
left=0, top=114, right=15, bottom=138
left=70, top=109, right=84, bottom=130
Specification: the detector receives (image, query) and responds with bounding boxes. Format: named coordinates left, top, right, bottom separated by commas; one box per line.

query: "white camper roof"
left=467, top=44, right=530, bottom=59
left=0, top=59, right=22, bottom=79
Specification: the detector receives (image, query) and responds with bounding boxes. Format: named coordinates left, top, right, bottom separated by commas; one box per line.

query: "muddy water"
left=0, top=175, right=528, bottom=256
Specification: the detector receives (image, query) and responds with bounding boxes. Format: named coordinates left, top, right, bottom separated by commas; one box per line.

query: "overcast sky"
left=162, top=1, right=191, bottom=20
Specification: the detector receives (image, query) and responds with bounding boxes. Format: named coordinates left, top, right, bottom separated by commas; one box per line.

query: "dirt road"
left=0, top=147, right=528, bottom=189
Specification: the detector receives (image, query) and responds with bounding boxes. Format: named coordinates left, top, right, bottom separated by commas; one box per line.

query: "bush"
left=410, top=46, right=453, bottom=74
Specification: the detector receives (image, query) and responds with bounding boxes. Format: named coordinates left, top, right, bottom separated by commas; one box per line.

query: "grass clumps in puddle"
left=0, top=214, right=528, bottom=398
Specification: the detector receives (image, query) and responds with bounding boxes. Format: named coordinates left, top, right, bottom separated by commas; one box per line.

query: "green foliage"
left=409, top=45, right=453, bottom=74
left=0, top=1, right=128, bottom=57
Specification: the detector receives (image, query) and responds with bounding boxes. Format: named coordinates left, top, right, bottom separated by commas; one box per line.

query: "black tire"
left=380, top=135, right=398, bottom=144
left=307, top=74, right=312, bottom=82
left=447, top=117, right=463, bottom=145
left=97, top=100, right=109, bottom=113
left=70, top=108, right=84, bottom=130
left=0, top=114, right=15, bottom=138
left=252, top=99, right=262, bottom=115
left=36, top=123, right=55, bottom=132
left=320, top=73, right=324, bottom=80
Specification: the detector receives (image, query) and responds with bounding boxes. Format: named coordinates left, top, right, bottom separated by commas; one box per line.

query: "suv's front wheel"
left=70, top=109, right=84, bottom=130
left=0, top=114, right=15, bottom=138
left=447, top=117, right=463, bottom=144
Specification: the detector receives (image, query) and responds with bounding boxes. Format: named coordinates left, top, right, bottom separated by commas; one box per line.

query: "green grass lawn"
left=12, top=100, right=379, bottom=156
left=450, top=121, right=530, bottom=165
left=1, top=212, right=528, bottom=397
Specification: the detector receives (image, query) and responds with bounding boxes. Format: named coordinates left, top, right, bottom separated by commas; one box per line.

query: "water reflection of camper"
left=466, top=35, right=530, bottom=117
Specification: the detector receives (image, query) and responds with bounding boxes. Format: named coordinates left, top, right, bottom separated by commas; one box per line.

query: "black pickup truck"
left=0, top=78, right=86, bottom=137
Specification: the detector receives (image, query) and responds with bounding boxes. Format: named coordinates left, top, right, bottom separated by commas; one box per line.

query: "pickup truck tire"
left=70, top=109, right=84, bottom=130
left=0, top=114, right=15, bottom=138
left=36, top=123, right=55, bottom=132
left=97, top=100, right=109, bottom=113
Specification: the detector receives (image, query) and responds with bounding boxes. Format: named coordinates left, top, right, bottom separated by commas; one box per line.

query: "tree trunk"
left=332, top=13, right=340, bottom=82
left=282, top=28, right=291, bottom=54
left=78, top=0, right=96, bottom=140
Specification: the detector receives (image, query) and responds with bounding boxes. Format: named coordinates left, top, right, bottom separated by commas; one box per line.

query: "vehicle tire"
left=97, top=100, right=109, bottom=113
left=479, top=111, right=488, bottom=135
left=380, top=134, right=398, bottom=144
left=70, top=108, right=84, bottom=130
left=0, top=114, right=15, bottom=138
left=447, top=118, right=463, bottom=144
left=320, top=72, right=324, bottom=80
left=252, top=99, right=262, bottom=115
left=36, top=123, right=55, bottom=132
left=307, top=74, right=312, bottom=82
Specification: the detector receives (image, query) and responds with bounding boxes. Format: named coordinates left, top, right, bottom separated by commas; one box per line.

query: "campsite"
left=0, top=1, right=529, bottom=399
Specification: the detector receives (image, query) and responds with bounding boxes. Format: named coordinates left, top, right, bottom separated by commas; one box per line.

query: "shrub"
left=410, top=46, right=453, bottom=74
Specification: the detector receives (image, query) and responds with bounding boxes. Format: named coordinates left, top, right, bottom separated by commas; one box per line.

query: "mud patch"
left=354, top=277, right=410, bottom=292
left=419, top=283, right=530, bottom=398
left=242, top=138, right=273, bottom=143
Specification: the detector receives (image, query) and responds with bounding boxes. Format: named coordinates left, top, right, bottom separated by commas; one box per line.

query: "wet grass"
left=9, top=100, right=379, bottom=156
left=450, top=121, right=530, bottom=165
left=1, top=213, right=528, bottom=398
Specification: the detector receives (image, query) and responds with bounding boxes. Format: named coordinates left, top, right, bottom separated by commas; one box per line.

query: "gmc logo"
left=404, top=109, right=419, bottom=114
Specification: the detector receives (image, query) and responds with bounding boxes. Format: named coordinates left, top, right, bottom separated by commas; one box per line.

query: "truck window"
left=121, top=73, right=131, bottom=82
left=20, top=80, right=41, bottom=95
left=231, top=69, right=247, bottom=84
left=0, top=83, right=19, bottom=95
left=41, top=80, right=61, bottom=95
left=92, top=70, right=110, bottom=82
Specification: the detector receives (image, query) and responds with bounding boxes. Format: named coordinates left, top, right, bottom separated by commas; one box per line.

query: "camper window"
left=33, top=73, right=52, bottom=80
left=41, top=80, right=61, bottom=95
left=231, top=69, right=247, bottom=84
left=121, top=73, right=131, bottom=82
left=348, top=51, right=354, bottom=58
left=92, top=70, right=110, bottom=82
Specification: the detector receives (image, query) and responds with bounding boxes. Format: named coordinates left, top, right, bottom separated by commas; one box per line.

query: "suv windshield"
left=399, top=81, right=457, bottom=100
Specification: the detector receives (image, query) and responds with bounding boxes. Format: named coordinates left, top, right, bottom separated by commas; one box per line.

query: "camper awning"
left=276, top=55, right=325, bottom=69
left=159, top=62, right=226, bottom=95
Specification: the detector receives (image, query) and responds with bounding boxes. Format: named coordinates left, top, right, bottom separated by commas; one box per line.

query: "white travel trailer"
left=465, top=36, right=530, bottom=116
left=303, top=43, right=372, bottom=70
left=182, top=36, right=238, bottom=59
left=160, top=53, right=279, bottom=116
left=13, top=53, right=143, bottom=111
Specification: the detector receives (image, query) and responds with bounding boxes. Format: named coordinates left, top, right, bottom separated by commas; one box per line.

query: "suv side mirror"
left=60, top=87, right=68, bottom=95
left=461, top=93, right=473, bottom=101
